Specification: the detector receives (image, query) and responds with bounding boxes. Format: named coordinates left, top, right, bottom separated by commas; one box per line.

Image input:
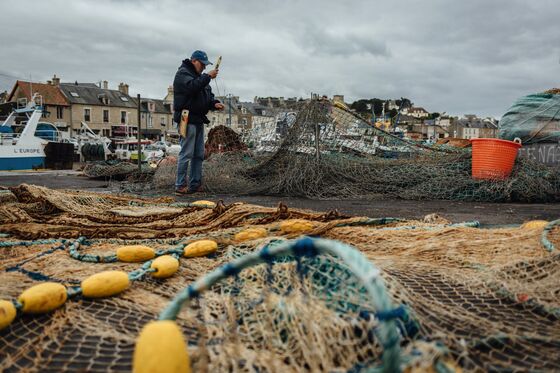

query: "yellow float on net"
left=183, top=240, right=218, bottom=258
left=520, top=220, right=549, bottom=230
left=150, top=255, right=180, bottom=279
left=279, top=219, right=316, bottom=235
left=81, top=270, right=130, bottom=298
left=18, top=283, right=67, bottom=314
left=0, top=300, right=17, bottom=330
left=116, top=245, right=156, bottom=263
left=234, top=227, right=268, bottom=242
left=133, top=320, right=191, bottom=373
left=191, top=200, right=216, bottom=208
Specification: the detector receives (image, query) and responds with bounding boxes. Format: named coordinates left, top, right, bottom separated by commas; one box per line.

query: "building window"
left=84, top=108, right=91, bottom=122
left=161, top=116, right=166, bottom=126
left=241, top=118, right=248, bottom=126
left=241, top=107, right=247, bottom=114
left=226, top=117, right=231, bottom=125
left=103, top=109, right=109, bottom=123
left=56, top=106, right=63, bottom=119
left=121, top=111, right=127, bottom=124
left=148, top=115, right=153, bottom=129
left=102, top=129, right=111, bottom=137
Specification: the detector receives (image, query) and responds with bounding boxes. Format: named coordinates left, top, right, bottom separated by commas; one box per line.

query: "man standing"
left=173, top=50, right=224, bottom=195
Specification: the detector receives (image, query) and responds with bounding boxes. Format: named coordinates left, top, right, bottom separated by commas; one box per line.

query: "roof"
left=457, top=118, right=498, bottom=129
left=8, top=80, right=69, bottom=106
left=396, top=114, right=422, bottom=123
left=59, top=82, right=137, bottom=108
left=139, top=98, right=172, bottom=114
left=409, top=107, right=429, bottom=113
left=239, top=102, right=273, bottom=116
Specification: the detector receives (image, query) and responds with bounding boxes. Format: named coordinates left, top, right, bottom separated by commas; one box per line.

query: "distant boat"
left=0, top=95, right=52, bottom=170
left=0, top=94, right=75, bottom=171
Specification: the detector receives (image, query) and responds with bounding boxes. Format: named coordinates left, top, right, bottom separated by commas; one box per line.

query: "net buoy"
left=117, top=245, right=156, bottom=262
left=151, top=255, right=180, bottom=279
left=133, top=320, right=191, bottom=373
left=183, top=240, right=218, bottom=258
left=81, top=270, right=130, bottom=298
left=234, top=227, right=268, bottom=242
left=18, top=283, right=67, bottom=314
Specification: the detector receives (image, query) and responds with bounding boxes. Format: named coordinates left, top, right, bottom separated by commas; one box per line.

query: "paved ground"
left=1, top=170, right=559, bottom=225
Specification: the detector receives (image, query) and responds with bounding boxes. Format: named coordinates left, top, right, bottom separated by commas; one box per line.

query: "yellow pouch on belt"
left=179, top=109, right=189, bottom=137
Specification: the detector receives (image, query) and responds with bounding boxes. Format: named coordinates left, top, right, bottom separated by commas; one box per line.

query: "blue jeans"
left=175, top=123, right=205, bottom=190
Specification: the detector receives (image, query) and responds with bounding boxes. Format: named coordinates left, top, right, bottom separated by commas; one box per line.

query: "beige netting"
left=0, top=184, right=559, bottom=372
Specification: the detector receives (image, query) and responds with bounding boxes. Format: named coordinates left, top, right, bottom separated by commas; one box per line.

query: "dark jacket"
left=173, top=59, right=219, bottom=124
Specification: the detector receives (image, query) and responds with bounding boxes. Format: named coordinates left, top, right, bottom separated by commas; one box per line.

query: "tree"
left=350, top=99, right=369, bottom=113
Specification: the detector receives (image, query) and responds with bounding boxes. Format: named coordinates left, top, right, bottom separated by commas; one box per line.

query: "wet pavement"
left=1, top=170, right=559, bottom=225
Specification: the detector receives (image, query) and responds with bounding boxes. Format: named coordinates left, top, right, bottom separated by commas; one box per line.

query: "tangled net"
left=148, top=100, right=560, bottom=202
left=83, top=161, right=154, bottom=180
left=0, top=184, right=559, bottom=372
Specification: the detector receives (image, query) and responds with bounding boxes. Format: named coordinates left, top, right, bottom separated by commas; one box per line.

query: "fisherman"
left=173, top=50, right=224, bottom=195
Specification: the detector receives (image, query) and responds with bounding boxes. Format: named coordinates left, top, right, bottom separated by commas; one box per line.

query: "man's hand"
left=214, top=103, right=225, bottom=110
left=207, top=69, right=219, bottom=79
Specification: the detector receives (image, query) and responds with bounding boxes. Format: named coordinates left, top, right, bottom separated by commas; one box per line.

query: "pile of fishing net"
left=148, top=100, right=560, bottom=202
left=83, top=161, right=154, bottom=180
left=205, top=124, right=248, bottom=157
left=0, top=184, right=559, bottom=372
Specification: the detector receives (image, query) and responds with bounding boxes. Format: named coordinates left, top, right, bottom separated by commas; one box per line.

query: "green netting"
left=499, top=92, right=560, bottom=144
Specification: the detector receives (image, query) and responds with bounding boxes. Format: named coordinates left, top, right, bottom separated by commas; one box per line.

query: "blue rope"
left=0, top=239, right=60, bottom=247
left=541, top=219, right=559, bottom=252
left=222, top=263, right=241, bottom=277
left=292, top=237, right=318, bottom=257
left=375, top=305, right=407, bottom=321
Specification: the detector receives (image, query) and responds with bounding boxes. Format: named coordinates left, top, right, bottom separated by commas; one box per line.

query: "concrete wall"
left=517, top=142, right=560, bottom=166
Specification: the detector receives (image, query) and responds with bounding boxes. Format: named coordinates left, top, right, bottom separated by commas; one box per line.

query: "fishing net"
left=0, top=185, right=559, bottom=372
left=144, top=100, right=560, bottom=202
left=83, top=161, right=154, bottom=180
left=499, top=91, right=560, bottom=144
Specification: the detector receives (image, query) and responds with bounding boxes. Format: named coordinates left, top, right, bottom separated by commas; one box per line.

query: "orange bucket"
left=470, top=138, right=522, bottom=180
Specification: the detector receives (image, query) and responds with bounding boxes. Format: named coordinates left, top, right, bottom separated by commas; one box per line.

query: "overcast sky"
left=1, top=0, right=558, bottom=117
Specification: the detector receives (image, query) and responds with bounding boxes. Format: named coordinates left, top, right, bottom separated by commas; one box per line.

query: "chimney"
left=118, top=82, right=129, bottom=95
left=103, top=80, right=108, bottom=89
left=52, top=74, right=60, bottom=86
left=167, top=85, right=173, bottom=95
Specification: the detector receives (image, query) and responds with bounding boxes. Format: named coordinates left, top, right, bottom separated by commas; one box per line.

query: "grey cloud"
left=299, top=26, right=389, bottom=57
left=0, top=0, right=559, bottom=117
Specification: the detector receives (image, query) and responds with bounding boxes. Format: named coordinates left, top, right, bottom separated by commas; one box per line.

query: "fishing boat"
left=72, top=121, right=114, bottom=162
left=0, top=95, right=58, bottom=170
left=114, top=139, right=164, bottom=162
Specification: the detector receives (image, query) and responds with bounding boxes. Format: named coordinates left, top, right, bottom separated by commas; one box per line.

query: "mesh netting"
left=0, top=185, right=559, bottom=372
left=499, top=92, right=560, bottom=144
left=144, top=100, right=560, bottom=202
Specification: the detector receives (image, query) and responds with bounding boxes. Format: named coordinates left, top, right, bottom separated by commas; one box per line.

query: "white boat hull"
left=0, top=139, right=46, bottom=170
